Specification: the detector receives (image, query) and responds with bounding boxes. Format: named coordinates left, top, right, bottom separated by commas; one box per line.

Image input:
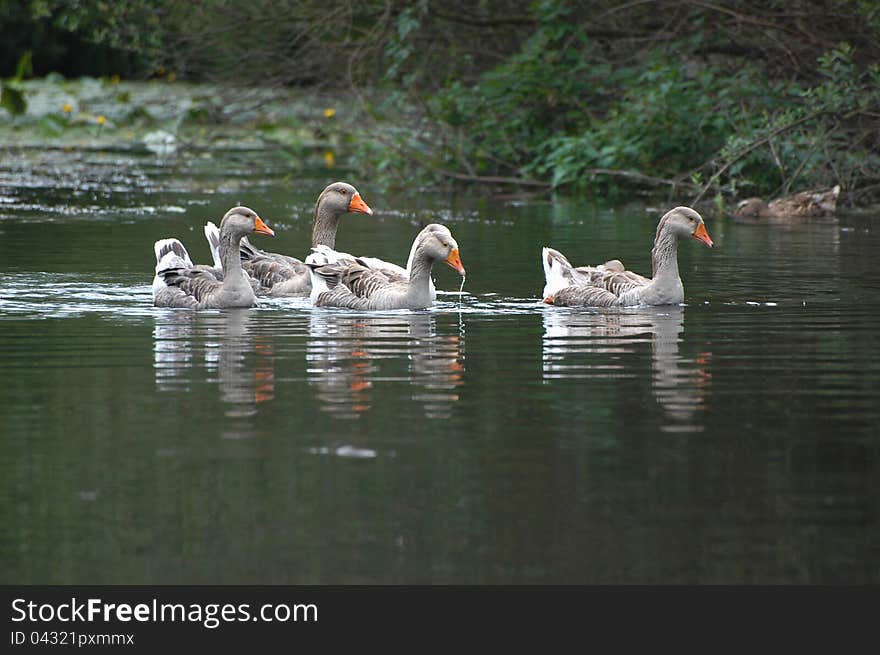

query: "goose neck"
left=651, top=227, right=680, bottom=281
left=407, top=245, right=434, bottom=288
left=311, top=202, right=341, bottom=249
left=220, top=229, right=245, bottom=277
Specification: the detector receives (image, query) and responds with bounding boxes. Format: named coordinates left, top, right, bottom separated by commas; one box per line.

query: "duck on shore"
left=733, top=185, right=840, bottom=219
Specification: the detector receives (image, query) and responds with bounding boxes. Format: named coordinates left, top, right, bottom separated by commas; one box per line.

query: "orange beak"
left=253, top=216, right=275, bottom=237
left=445, top=248, right=465, bottom=275
left=693, top=222, right=714, bottom=248
left=348, top=192, right=373, bottom=215
left=543, top=296, right=555, bottom=304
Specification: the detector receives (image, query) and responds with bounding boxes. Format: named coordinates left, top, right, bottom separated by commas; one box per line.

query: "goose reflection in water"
left=152, top=310, right=275, bottom=436
left=306, top=311, right=464, bottom=420
left=542, top=306, right=711, bottom=430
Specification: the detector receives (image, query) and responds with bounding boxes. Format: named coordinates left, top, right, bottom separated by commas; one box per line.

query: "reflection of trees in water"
left=542, top=307, right=711, bottom=429
left=152, top=310, right=275, bottom=438
left=306, top=312, right=464, bottom=420
left=723, top=215, right=841, bottom=302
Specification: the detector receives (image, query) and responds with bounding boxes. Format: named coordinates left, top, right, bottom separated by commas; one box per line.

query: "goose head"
left=317, top=182, right=373, bottom=217
left=659, top=206, right=714, bottom=248
left=733, top=197, right=767, bottom=218
left=220, top=206, right=275, bottom=239
left=418, top=224, right=465, bottom=275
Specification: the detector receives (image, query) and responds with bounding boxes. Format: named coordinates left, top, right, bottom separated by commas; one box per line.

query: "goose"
left=205, top=182, right=372, bottom=297
left=307, top=223, right=447, bottom=300
left=542, top=206, right=714, bottom=307
left=308, top=224, right=465, bottom=310
left=734, top=185, right=840, bottom=218
left=153, top=206, right=275, bottom=309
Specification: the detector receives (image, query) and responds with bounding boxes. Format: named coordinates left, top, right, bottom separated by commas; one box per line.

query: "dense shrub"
left=3, top=0, right=879, bottom=203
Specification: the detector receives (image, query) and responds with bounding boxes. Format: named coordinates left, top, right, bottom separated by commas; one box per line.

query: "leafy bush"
left=351, top=3, right=880, bottom=203
left=4, top=0, right=879, bottom=203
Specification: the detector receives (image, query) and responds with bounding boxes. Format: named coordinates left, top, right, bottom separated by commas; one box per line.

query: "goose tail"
left=154, top=238, right=192, bottom=269
left=306, top=263, right=338, bottom=304
left=541, top=247, right=574, bottom=301
left=203, top=221, right=222, bottom=270
left=152, top=238, right=193, bottom=296
left=305, top=244, right=359, bottom=267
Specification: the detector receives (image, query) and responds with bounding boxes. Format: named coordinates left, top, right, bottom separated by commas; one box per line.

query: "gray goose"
left=542, top=206, right=714, bottom=307
left=734, top=185, right=840, bottom=218
left=153, top=206, right=275, bottom=309
left=308, top=224, right=465, bottom=310
left=307, top=223, right=447, bottom=300
left=205, top=182, right=373, bottom=297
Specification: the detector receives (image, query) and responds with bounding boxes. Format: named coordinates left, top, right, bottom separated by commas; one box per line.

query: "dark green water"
left=1, top=147, right=878, bottom=583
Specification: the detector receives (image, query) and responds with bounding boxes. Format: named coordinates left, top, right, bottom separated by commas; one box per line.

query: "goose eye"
left=338, top=188, right=347, bottom=195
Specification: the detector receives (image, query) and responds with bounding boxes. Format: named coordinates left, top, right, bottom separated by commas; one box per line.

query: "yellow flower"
left=96, top=115, right=106, bottom=126
left=323, top=151, right=335, bottom=168
left=62, top=103, right=73, bottom=113
left=323, top=108, right=336, bottom=118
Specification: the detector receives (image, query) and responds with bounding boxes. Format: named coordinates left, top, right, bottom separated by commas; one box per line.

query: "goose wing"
left=158, top=266, right=224, bottom=305
left=309, top=261, right=401, bottom=309
left=589, top=268, right=649, bottom=296
left=241, top=254, right=307, bottom=288
left=315, top=261, right=397, bottom=298
left=546, top=284, right=622, bottom=307
left=308, top=246, right=409, bottom=283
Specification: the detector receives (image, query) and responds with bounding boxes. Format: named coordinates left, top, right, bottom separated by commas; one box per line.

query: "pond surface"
left=1, top=146, right=878, bottom=584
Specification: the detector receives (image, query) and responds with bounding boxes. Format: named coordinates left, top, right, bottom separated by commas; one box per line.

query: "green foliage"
left=15, top=50, right=33, bottom=81
left=355, top=6, right=880, bottom=202
left=0, top=51, right=34, bottom=115
left=709, top=43, right=880, bottom=199
left=0, top=83, right=26, bottom=115
left=37, top=113, right=65, bottom=136
left=3, top=0, right=880, bottom=202
left=530, top=59, right=761, bottom=190
left=427, top=2, right=592, bottom=177
left=385, top=0, right=429, bottom=82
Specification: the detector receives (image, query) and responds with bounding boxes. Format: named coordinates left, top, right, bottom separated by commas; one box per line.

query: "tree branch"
left=690, top=109, right=826, bottom=203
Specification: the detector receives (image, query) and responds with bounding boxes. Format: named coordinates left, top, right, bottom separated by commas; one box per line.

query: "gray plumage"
left=549, top=284, right=623, bottom=307
left=225, top=181, right=373, bottom=297
left=239, top=237, right=312, bottom=295
left=153, top=206, right=274, bottom=309
left=309, top=224, right=465, bottom=310
left=734, top=185, right=840, bottom=218
left=542, top=206, right=714, bottom=307
left=574, top=259, right=651, bottom=294
left=203, top=222, right=261, bottom=292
